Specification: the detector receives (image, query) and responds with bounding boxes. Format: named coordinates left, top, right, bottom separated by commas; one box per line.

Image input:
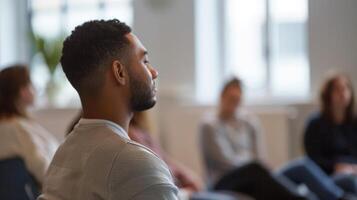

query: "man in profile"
left=38, top=19, right=178, bottom=200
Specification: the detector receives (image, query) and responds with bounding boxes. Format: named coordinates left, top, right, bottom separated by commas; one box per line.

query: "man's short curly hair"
left=61, top=19, right=132, bottom=95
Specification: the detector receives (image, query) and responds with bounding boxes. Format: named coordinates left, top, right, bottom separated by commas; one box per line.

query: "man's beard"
left=129, top=76, right=156, bottom=112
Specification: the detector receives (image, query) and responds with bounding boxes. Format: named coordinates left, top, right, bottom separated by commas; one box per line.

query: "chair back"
left=0, top=157, right=40, bottom=200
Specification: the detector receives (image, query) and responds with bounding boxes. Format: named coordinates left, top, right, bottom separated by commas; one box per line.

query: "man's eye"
left=144, top=60, right=150, bottom=64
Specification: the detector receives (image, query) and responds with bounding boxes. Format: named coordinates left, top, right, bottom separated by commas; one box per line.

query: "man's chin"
left=132, top=99, right=156, bottom=112
left=146, top=99, right=156, bottom=110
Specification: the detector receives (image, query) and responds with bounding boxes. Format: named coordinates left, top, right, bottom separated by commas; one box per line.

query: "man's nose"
left=149, top=66, right=158, bottom=79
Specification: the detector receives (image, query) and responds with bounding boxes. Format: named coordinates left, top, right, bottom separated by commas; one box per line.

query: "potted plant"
left=32, top=34, right=64, bottom=106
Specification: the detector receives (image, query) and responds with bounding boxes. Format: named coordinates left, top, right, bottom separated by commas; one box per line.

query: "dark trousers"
left=213, top=162, right=306, bottom=200
left=334, top=174, right=357, bottom=195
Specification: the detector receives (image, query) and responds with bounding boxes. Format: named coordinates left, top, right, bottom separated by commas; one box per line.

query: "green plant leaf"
left=32, top=34, right=64, bottom=77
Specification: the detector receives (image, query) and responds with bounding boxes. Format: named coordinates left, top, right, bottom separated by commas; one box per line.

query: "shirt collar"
left=77, top=118, right=129, bottom=140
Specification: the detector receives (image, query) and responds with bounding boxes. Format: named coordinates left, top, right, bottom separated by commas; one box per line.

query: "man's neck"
left=81, top=99, right=132, bottom=132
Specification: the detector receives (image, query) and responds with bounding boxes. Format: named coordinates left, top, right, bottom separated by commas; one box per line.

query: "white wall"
left=133, top=0, right=196, bottom=100
left=31, top=108, right=79, bottom=142
left=309, top=0, right=357, bottom=96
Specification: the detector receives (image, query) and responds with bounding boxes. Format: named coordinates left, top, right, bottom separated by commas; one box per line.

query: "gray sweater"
left=199, top=113, right=261, bottom=184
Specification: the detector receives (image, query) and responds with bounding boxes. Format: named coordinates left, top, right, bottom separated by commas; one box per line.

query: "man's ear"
left=112, top=60, right=127, bottom=85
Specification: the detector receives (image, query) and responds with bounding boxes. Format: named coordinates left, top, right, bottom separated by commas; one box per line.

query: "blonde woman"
left=0, top=65, right=58, bottom=198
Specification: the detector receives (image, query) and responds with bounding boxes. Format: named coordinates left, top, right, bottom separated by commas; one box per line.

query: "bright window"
left=225, top=0, right=309, bottom=102
left=269, top=0, right=309, bottom=98
left=196, top=0, right=309, bottom=104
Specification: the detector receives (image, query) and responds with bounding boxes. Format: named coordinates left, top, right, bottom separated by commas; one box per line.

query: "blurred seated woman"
left=200, top=78, right=309, bottom=200
left=304, top=74, right=357, bottom=195
left=0, top=65, right=58, bottom=199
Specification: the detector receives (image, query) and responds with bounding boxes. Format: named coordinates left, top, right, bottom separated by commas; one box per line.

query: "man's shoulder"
left=43, top=129, right=177, bottom=199
left=93, top=130, right=162, bottom=161
left=112, top=140, right=170, bottom=173
left=84, top=129, right=172, bottom=177
left=107, top=140, right=178, bottom=199
left=49, top=126, right=129, bottom=170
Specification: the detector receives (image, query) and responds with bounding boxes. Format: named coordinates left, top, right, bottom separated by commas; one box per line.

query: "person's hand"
left=335, top=163, right=355, bottom=174
left=167, top=156, right=203, bottom=192
left=175, top=170, right=203, bottom=192
left=351, top=164, right=357, bottom=175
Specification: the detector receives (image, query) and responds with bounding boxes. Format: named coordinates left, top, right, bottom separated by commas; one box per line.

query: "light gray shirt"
left=38, top=118, right=178, bottom=200
left=199, top=113, right=261, bottom=184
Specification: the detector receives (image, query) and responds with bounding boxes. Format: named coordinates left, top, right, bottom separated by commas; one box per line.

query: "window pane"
left=31, top=0, right=61, bottom=12
left=66, top=8, right=100, bottom=33
left=225, top=0, right=267, bottom=97
left=269, top=0, right=309, bottom=97
left=68, top=0, right=99, bottom=7
left=32, top=12, right=62, bottom=38
left=270, top=0, right=308, bottom=22
left=104, top=4, right=133, bottom=25
left=195, top=0, right=220, bottom=104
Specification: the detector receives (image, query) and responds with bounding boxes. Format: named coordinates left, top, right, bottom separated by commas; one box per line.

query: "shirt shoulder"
left=42, top=125, right=177, bottom=200
left=200, top=114, right=220, bottom=131
left=0, top=120, right=23, bottom=159
left=0, top=120, right=19, bottom=139
left=107, top=141, right=178, bottom=199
